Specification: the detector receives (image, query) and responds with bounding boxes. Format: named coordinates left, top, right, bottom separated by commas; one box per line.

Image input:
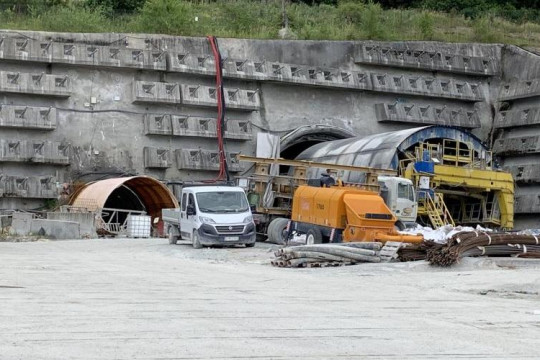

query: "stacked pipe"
left=272, top=242, right=382, bottom=268
left=427, top=231, right=540, bottom=266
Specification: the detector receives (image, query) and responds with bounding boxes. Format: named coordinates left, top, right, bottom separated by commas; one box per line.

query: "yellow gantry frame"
left=405, top=164, right=514, bottom=229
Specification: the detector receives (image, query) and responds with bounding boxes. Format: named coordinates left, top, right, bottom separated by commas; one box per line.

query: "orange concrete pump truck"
left=290, top=185, right=423, bottom=245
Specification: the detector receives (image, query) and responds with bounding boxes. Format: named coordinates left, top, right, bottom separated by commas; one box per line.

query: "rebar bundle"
left=426, top=231, right=540, bottom=266
left=271, top=242, right=382, bottom=268
left=397, top=241, right=437, bottom=262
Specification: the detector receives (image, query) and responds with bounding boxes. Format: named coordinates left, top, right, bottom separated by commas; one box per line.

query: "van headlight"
left=199, top=216, right=216, bottom=224
left=243, top=215, right=253, bottom=224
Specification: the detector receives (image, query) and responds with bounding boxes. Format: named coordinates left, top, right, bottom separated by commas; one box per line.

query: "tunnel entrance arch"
left=279, top=125, right=355, bottom=160
left=70, top=176, right=179, bottom=222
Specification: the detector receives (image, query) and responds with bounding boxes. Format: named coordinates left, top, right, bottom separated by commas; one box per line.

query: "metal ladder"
left=424, top=192, right=455, bottom=228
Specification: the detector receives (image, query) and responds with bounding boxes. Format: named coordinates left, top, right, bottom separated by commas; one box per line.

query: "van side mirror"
left=186, top=206, right=196, bottom=216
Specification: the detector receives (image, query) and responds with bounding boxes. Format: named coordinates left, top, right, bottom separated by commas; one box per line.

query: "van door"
left=180, top=192, right=195, bottom=240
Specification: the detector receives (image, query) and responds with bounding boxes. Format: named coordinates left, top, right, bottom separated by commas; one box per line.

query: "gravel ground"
left=1, top=238, right=540, bottom=359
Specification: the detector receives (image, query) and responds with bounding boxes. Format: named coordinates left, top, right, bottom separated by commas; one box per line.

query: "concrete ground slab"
left=1, top=238, right=540, bottom=359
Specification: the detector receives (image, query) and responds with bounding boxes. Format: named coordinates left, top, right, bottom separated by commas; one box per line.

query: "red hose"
left=204, top=36, right=228, bottom=183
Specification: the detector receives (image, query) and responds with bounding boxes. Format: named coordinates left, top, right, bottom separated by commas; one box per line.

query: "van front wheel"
left=192, top=232, right=202, bottom=249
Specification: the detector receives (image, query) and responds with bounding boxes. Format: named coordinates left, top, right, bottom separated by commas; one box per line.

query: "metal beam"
left=236, top=155, right=397, bottom=176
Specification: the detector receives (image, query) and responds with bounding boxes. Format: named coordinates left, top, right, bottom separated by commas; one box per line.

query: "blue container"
left=414, top=161, right=434, bottom=173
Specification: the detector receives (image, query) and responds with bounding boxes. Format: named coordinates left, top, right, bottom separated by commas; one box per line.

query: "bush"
left=337, top=1, right=364, bottom=24
left=133, top=0, right=198, bottom=35
left=34, top=4, right=110, bottom=33
left=362, top=1, right=388, bottom=40
left=416, top=11, right=434, bottom=40
left=472, top=15, right=501, bottom=43
left=86, top=0, right=147, bottom=15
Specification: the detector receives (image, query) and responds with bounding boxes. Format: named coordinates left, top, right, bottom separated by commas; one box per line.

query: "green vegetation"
left=1, top=0, right=540, bottom=46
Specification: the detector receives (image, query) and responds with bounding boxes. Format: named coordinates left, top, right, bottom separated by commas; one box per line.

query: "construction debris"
left=399, top=224, right=493, bottom=244
left=272, top=242, right=382, bottom=268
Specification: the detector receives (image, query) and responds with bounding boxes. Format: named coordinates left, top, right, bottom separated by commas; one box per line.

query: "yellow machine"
left=291, top=185, right=423, bottom=244
left=400, top=140, right=515, bottom=229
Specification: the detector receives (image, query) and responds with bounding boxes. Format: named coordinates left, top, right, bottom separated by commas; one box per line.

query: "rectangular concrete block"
left=498, top=79, right=540, bottom=101
left=167, top=50, right=485, bottom=98
left=503, top=164, right=540, bottom=184
left=500, top=108, right=540, bottom=127
left=223, top=58, right=265, bottom=80
left=0, top=71, right=71, bottom=97
left=0, top=38, right=55, bottom=62
left=355, top=44, right=499, bottom=76
left=369, top=73, right=480, bottom=101
left=225, top=120, right=253, bottom=140
left=31, top=219, right=80, bottom=239
left=172, top=115, right=219, bottom=139
left=132, top=81, right=181, bottom=104
left=38, top=42, right=169, bottom=70
left=143, top=147, right=172, bottom=169
left=0, top=105, right=56, bottom=130
left=47, top=212, right=97, bottom=238
left=107, top=48, right=166, bottom=70
left=374, top=103, right=480, bottom=128
left=175, top=149, right=242, bottom=172
left=158, top=116, right=253, bottom=140
left=514, top=194, right=540, bottom=214
left=493, top=135, right=540, bottom=155
left=494, top=108, right=540, bottom=128
left=168, top=52, right=371, bottom=91
left=144, top=114, right=173, bottom=135
left=0, top=139, right=69, bottom=165
left=168, top=52, right=217, bottom=76
left=0, top=175, right=59, bottom=199
left=10, top=212, right=34, bottom=235
left=180, top=85, right=260, bottom=111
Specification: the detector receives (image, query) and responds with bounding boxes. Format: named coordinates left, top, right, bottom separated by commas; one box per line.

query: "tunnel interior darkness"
left=102, top=185, right=146, bottom=224
left=281, top=139, right=327, bottom=160
left=280, top=130, right=353, bottom=172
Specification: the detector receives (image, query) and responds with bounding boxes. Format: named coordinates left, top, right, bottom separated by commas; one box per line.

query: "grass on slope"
left=1, top=0, right=540, bottom=47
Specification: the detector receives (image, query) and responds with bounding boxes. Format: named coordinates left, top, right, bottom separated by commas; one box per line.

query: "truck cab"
left=165, top=185, right=256, bottom=248
left=378, top=176, right=417, bottom=228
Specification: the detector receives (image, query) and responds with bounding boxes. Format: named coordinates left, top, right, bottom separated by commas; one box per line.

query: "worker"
left=320, top=169, right=336, bottom=187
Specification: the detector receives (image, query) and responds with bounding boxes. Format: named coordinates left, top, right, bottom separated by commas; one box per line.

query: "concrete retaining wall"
left=10, top=212, right=81, bottom=239
left=0, top=30, right=539, bottom=228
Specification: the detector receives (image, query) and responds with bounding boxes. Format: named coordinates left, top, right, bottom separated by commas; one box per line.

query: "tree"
left=86, top=0, right=147, bottom=14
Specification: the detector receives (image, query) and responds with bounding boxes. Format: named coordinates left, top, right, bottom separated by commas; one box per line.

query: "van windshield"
left=196, top=191, right=249, bottom=213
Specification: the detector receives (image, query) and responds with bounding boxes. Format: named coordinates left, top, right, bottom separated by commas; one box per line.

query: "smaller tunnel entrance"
left=70, top=176, right=179, bottom=223
left=280, top=125, right=355, bottom=164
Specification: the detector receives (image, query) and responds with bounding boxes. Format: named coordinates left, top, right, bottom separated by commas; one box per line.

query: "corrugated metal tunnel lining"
left=70, top=176, right=179, bottom=220
left=296, top=126, right=489, bottom=179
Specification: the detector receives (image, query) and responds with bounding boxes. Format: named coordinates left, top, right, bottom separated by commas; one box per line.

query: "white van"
left=163, top=185, right=256, bottom=248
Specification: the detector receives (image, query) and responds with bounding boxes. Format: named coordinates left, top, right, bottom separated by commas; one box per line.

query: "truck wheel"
left=192, top=232, right=202, bottom=249
left=266, top=219, right=277, bottom=241
left=245, top=242, right=255, bottom=248
left=306, top=227, right=323, bottom=245
left=394, top=220, right=405, bottom=231
left=268, top=218, right=289, bottom=245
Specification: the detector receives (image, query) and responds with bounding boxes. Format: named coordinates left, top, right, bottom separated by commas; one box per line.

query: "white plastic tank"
left=127, top=215, right=151, bottom=238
